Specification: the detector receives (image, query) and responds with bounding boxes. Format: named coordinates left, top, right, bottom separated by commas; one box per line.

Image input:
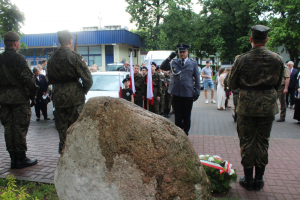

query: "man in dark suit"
left=286, top=61, right=299, bottom=109
left=33, top=67, right=49, bottom=121
left=119, top=61, right=130, bottom=72
left=160, top=44, right=201, bottom=135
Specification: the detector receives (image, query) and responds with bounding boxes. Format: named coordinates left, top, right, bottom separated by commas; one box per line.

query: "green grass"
left=0, top=176, right=58, bottom=200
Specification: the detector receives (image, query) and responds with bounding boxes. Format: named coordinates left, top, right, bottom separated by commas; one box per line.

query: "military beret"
left=122, top=77, right=130, bottom=83
left=251, top=25, right=270, bottom=40
left=142, top=66, right=148, bottom=70
left=156, top=65, right=160, bottom=70
left=285, top=60, right=290, bottom=63
left=3, top=31, right=20, bottom=41
left=206, top=60, right=211, bottom=63
left=57, top=30, right=74, bottom=40
left=151, top=62, right=157, bottom=66
left=177, top=43, right=190, bottom=51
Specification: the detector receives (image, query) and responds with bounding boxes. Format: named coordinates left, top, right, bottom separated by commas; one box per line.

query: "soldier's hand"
left=193, top=95, right=199, bottom=102
left=157, top=96, right=160, bottom=101
left=284, top=89, right=288, bottom=94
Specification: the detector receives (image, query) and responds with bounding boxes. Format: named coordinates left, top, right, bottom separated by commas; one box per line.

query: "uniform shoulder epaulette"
left=71, top=50, right=82, bottom=57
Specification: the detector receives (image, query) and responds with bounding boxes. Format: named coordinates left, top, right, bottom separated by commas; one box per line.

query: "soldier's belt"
left=242, top=86, right=274, bottom=91
left=0, top=85, right=19, bottom=89
left=54, top=78, right=78, bottom=84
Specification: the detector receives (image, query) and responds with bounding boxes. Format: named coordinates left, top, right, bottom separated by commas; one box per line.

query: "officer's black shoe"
left=277, top=118, right=285, bottom=122
left=8, top=151, right=16, bottom=169
left=232, top=113, right=237, bottom=122
left=239, top=168, right=254, bottom=191
left=16, top=152, right=37, bottom=169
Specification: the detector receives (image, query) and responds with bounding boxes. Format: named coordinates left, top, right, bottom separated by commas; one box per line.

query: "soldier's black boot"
left=8, top=151, right=16, bottom=169
left=254, top=166, right=265, bottom=191
left=16, top=152, right=37, bottom=169
left=239, top=167, right=254, bottom=191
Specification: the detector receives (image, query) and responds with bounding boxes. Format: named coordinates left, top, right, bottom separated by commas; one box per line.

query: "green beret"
left=251, top=25, right=270, bottom=40
left=3, top=31, right=21, bottom=41
left=57, top=30, right=74, bottom=41
left=285, top=60, right=290, bottom=63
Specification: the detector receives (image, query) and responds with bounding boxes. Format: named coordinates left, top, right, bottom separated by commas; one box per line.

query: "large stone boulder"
left=54, top=97, right=212, bottom=200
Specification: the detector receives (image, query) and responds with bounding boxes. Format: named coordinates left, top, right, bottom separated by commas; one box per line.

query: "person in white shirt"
left=38, top=64, right=46, bottom=76
left=217, top=68, right=226, bottom=110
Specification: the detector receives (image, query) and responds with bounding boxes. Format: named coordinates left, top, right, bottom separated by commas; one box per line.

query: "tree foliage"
left=264, top=0, right=300, bottom=67
left=126, top=0, right=191, bottom=50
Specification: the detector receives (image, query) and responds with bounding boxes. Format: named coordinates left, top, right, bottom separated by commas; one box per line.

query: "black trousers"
left=34, top=100, right=48, bottom=119
left=286, top=87, right=295, bottom=106
left=172, top=95, right=193, bottom=135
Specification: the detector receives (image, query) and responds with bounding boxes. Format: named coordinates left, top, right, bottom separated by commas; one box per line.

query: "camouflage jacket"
left=0, top=47, right=39, bottom=104
left=165, top=74, right=171, bottom=89
left=134, top=73, right=145, bottom=101
left=228, top=46, right=284, bottom=117
left=47, top=47, right=93, bottom=108
left=159, top=73, right=167, bottom=95
left=148, top=72, right=162, bottom=98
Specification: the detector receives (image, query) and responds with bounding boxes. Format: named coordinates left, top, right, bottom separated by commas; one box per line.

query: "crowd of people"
left=119, top=61, right=173, bottom=118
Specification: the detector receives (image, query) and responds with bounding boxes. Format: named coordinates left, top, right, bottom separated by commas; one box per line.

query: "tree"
left=264, top=0, right=300, bottom=68
left=125, top=0, right=191, bottom=50
left=197, top=0, right=263, bottom=61
left=0, top=0, right=25, bottom=40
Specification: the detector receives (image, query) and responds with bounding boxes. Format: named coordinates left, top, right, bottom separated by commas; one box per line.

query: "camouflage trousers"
left=54, top=103, right=84, bottom=154
left=134, top=99, right=143, bottom=108
left=149, top=98, right=160, bottom=114
left=0, top=103, right=31, bottom=152
left=164, top=93, right=172, bottom=113
left=237, top=114, right=274, bottom=169
left=277, top=85, right=286, bottom=119
left=160, top=93, right=165, bottom=114
left=233, top=93, right=239, bottom=108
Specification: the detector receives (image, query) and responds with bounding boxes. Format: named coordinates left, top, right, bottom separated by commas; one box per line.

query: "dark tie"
left=182, top=59, right=185, bottom=67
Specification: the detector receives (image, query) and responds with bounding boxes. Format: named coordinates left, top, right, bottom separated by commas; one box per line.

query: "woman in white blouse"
left=217, top=68, right=226, bottom=110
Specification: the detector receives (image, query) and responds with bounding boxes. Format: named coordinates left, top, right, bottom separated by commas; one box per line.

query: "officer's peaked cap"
left=251, top=25, right=270, bottom=40
left=177, top=43, right=190, bottom=51
left=3, top=31, right=20, bottom=41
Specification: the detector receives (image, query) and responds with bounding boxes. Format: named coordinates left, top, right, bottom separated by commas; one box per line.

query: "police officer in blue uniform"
left=160, top=44, right=201, bottom=135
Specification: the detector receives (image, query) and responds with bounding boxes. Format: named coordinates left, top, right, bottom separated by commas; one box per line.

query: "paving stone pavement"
left=0, top=91, right=299, bottom=199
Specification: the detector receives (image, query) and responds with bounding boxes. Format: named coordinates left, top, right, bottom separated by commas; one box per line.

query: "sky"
left=10, top=0, right=202, bottom=34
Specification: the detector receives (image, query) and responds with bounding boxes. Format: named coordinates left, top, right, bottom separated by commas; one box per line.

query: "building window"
left=89, top=46, right=101, bottom=54
left=128, top=49, right=132, bottom=57
left=133, top=49, right=137, bottom=57
left=35, top=48, right=46, bottom=56
left=89, top=55, right=102, bottom=67
left=77, top=46, right=88, bottom=55
left=26, top=49, right=34, bottom=56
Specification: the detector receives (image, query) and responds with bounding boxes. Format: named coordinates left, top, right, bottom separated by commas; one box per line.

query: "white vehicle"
left=144, top=50, right=174, bottom=65
left=85, top=72, right=129, bottom=102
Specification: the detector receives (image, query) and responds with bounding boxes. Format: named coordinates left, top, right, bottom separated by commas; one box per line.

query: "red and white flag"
left=146, top=58, right=154, bottom=105
left=119, top=73, right=122, bottom=98
left=129, top=52, right=136, bottom=94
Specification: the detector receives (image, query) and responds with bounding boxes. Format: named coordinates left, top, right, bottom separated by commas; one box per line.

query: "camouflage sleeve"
left=227, top=60, right=240, bottom=90
left=275, top=58, right=284, bottom=91
left=17, top=55, right=39, bottom=97
left=73, top=55, right=93, bottom=94
left=158, top=75, right=162, bottom=97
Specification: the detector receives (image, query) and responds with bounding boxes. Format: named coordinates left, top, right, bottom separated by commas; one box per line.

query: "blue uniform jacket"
left=161, top=58, right=200, bottom=97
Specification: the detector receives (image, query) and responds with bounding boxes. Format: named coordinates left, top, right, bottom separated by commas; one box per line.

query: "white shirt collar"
left=181, top=57, right=189, bottom=65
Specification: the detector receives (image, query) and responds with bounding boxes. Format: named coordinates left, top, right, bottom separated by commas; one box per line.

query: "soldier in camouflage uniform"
left=228, top=25, right=284, bottom=192
left=47, top=30, right=93, bottom=154
left=0, top=31, right=39, bottom=169
left=147, top=62, right=162, bottom=114
left=156, top=66, right=166, bottom=115
left=164, top=70, right=172, bottom=117
left=133, top=64, right=145, bottom=107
